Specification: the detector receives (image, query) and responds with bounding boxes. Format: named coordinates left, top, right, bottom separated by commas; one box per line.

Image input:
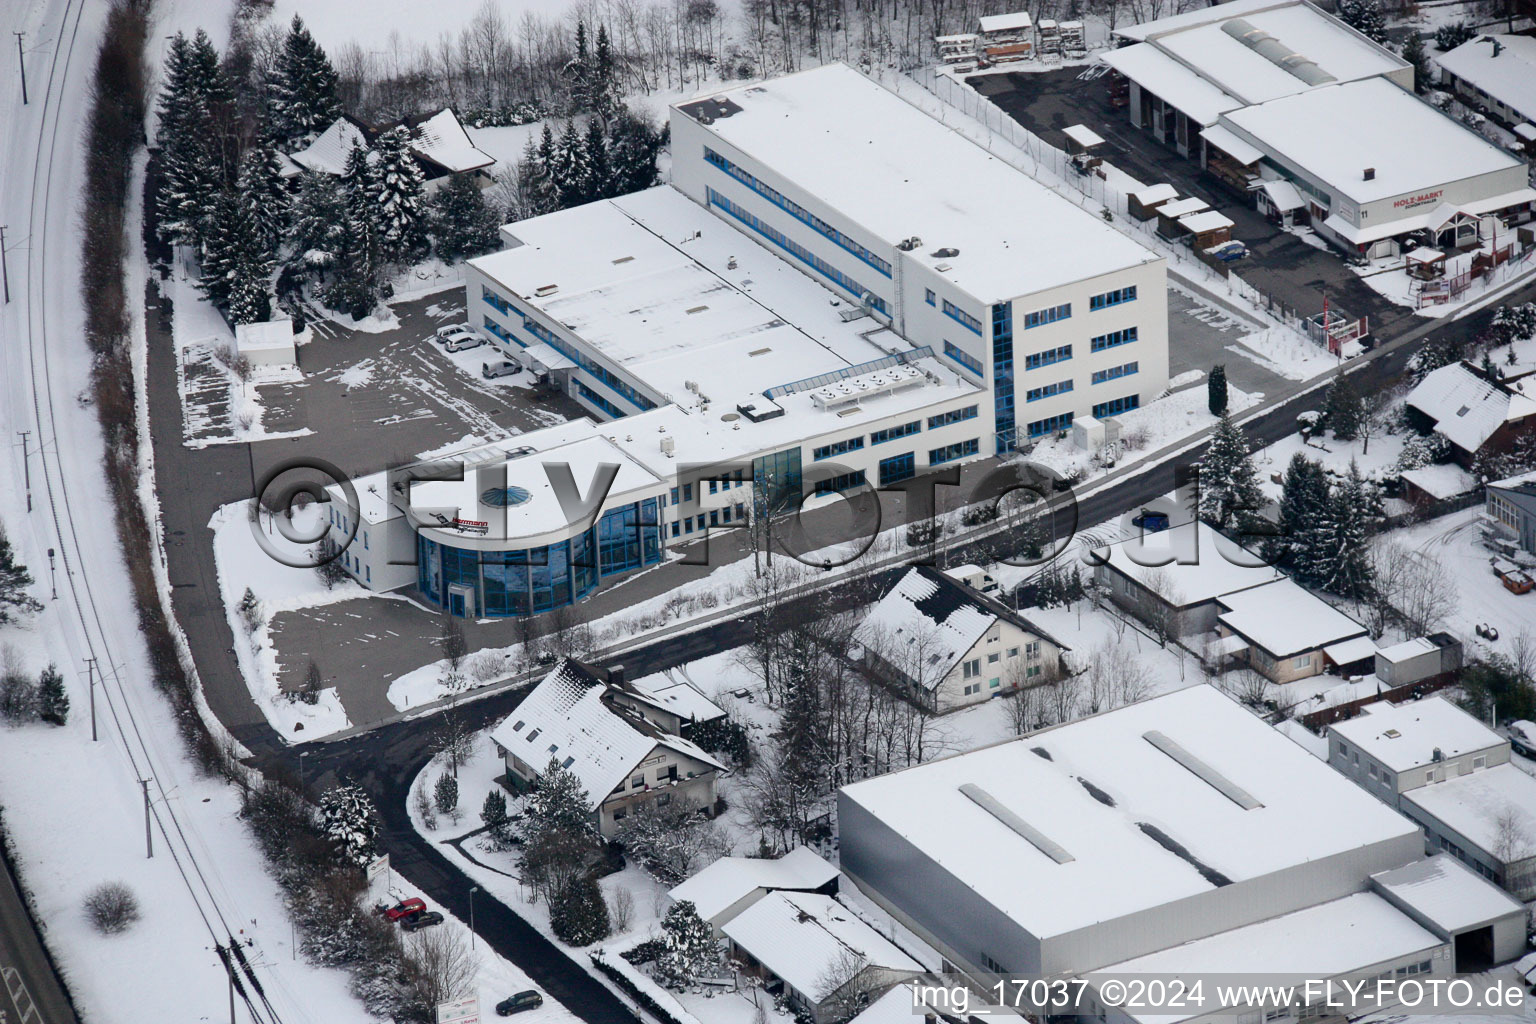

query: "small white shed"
left=235, top=319, right=297, bottom=368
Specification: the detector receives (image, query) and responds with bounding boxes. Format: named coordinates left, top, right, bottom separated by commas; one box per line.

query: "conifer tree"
left=481, top=789, right=511, bottom=845
left=523, top=758, right=599, bottom=846
left=369, top=126, right=427, bottom=264
left=549, top=875, right=610, bottom=945
left=582, top=118, right=610, bottom=204
left=200, top=182, right=274, bottom=324
left=1338, top=0, right=1388, bottom=44
left=1208, top=363, right=1228, bottom=416
left=38, top=665, right=68, bottom=726
left=431, top=172, right=503, bottom=262
left=554, top=119, right=591, bottom=208
left=319, top=784, right=378, bottom=867
left=593, top=25, right=619, bottom=120
left=654, top=900, right=719, bottom=989
left=1315, top=461, right=1377, bottom=601
left=567, top=21, right=593, bottom=114
left=155, top=31, right=233, bottom=252
left=1400, top=32, right=1431, bottom=92
left=288, top=170, right=347, bottom=276
left=1325, top=374, right=1364, bottom=441
left=434, top=772, right=458, bottom=816
left=323, top=141, right=383, bottom=319
left=605, top=111, right=664, bottom=197
left=1269, top=453, right=1330, bottom=583
left=0, top=527, right=42, bottom=625
left=238, top=144, right=291, bottom=255
left=267, top=15, right=342, bottom=148
left=1198, top=415, right=1267, bottom=534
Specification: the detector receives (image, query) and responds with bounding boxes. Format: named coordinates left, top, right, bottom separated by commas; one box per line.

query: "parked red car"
left=378, top=898, right=426, bottom=921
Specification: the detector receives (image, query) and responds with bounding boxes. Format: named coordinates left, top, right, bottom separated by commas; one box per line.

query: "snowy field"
left=1388, top=506, right=1534, bottom=654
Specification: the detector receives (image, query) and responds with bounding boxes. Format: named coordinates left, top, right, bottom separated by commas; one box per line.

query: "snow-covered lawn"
left=1386, top=507, right=1534, bottom=653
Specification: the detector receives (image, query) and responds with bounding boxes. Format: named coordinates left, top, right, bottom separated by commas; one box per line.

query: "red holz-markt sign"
left=1393, top=189, right=1444, bottom=210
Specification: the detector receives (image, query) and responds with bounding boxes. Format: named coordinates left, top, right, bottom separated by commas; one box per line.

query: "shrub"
left=905, top=519, right=942, bottom=547
left=960, top=502, right=1000, bottom=527
left=550, top=875, right=610, bottom=946
left=0, top=661, right=39, bottom=724
left=83, top=882, right=141, bottom=934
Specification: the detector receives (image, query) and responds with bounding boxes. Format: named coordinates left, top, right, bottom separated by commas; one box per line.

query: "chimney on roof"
left=607, top=664, right=625, bottom=687
left=1363, top=167, right=1375, bottom=181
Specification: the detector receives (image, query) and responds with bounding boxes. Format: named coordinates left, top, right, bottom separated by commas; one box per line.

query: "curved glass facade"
left=417, top=499, right=661, bottom=617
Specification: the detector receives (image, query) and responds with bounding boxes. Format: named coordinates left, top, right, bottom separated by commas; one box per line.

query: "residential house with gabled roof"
left=1404, top=362, right=1536, bottom=467
left=667, top=846, right=840, bottom=934
left=289, top=107, right=495, bottom=191
left=488, top=659, right=726, bottom=837
left=855, top=565, right=1068, bottom=712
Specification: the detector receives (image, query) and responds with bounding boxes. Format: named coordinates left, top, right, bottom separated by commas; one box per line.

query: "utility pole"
left=1, top=225, right=10, bottom=303
left=17, top=431, right=30, bottom=511
left=47, top=547, right=56, bottom=600
left=469, top=886, right=479, bottom=948
left=140, top=779, right=153, bottom=858
left=13, top=33, right=25, bottom=106
left=85, top=657, right=97, bottom=741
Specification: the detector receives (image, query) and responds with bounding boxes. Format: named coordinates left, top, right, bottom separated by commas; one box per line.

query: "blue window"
left=1024, top=345, right=1073, bottom=371
left=1090, top=327, right=1138, bottom=353
left=481, top=284, right=513, bottom=315
left=683, top=483, right=694, bottom=502
left=943, top=341, right=983, bottom=376
left=925, top=289, right=936, bottom=306
left=1027, top=412, right=1075, bottom=438
left=709, top=480, right=718, bottom=494
left=1089, top=286, right=1137, bottom=311
left=722, top=507, right=731, bottom=523
left=813, top=470, right=867, bottom=495
left=703, top=149, right=892, bottom=277
left=575, top=382, right=624, bottom=418
left=879, top=452, right=916, bottom=485
left=710, top=510, right=719, bottom=526
left=1092, top=361, right=1139, bottom=385
left=670, top=487, right=679, bottom=504
left=365, top=565, right=370, bottom=583
left=943, top=299, right=983, bottom=335
left=992, top=302, right=1015, bottom=455
left=483, top=317, right=524, bottom=348
left=363, top=532, right=369, bottom=549
left=928, top=405, right=978, bottom=429
left=707, top=188, right=888, bottom=313
left=813, top=436, right=865, bottom=461
left=1023, top=303, right=1071, bottom=329
left=671, top=522, right=680, bottom=537
left=870, top=421, right=921, bottom=445
left=1093, top=394, right=1141, bottom=417
left=929, top=439, right=979, bottom=465
left=1026, top=379, right=1074, bottom=402
left=684, top=520, right=694, bottom=534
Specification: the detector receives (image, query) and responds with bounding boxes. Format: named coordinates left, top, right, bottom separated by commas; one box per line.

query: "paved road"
left=0, top=842, right=78, bottom=1024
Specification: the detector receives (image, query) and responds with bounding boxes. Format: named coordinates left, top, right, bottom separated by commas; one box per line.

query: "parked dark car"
left=1210, top=241, right=1249, bottom=262
left=496, top=991, right=545, bottom=1015
left=377, top=898, right=426, bottom=921
left=1131, top=509, right=1170, bottom=532
left=400, top=910, right=444, bottom=932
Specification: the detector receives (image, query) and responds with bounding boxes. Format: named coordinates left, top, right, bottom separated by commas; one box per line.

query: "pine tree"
left=433, top=772, right=458, bottom=816
left=1325, top=374, right=1364, bottom=440
left=239, top=145, right=291, bottom=255
left=592, top=25, right=619, bottom=120
left=319, top=784, right=378, bottom=867
left=37, top=664, right=68, bottom=726
left=369, top=126, right=427, bottom=265
left=267, top=15, right=342, bottom=148
left=1400, top=32, right=1431, bottom=92
left=553, top=119, right=591, bottom=208
left=481, top=789, right=511, bottom=844
left=1198, top=415, right=1267, bottom=534
left=199, top=183, right=274, bottom=324
left=431, top=171, right=503, bottom=262
left=1337, top=0, right=1388, bottom=44
left=288, top=170, right=348, bottom=276
left=567, top=21, right=593, bottom=114
left=582, top=118, right=611, bottom=203
left=550, top=875, right=610, bottom=946
left=323, top=141, right=383, bottom=319
left=605, top=111, right=664, bottom=197
left=523, top=757, right=599, bottom=846
left=1269, top=453, right=1331, bottom=583
left=1315, top=461, right=1377, bottom=601
left=1208, top=364, right=1228, bottom=416
left=0, top=527, right=43, bottom=625
left=154, top=31, right=233, bottom=252
left=654, top=900, right=719, bottom=989
left=1434, top=21, right=1475, bottom=51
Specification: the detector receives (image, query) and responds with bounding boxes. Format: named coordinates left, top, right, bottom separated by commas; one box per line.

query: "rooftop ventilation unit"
left=808, top=364, right=925, bottom=410
left=534, top=284, right=559, bottom=297
left=1143, top=730, right=1263, bottom=810
left=929, top=247, right=960, bottom=258
left=897, top=237, right=923, bottom=251
left=959, top=783, right=1074, bottom=864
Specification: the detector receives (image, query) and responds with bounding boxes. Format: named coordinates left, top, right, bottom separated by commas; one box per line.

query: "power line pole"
left=140, top=779, right=153, bottom=858
left=17, top=431, right=30, bottom=511
left=12, top=33, right=25, bottom=106
left=85, top=657, right=97, bottom=741
left=1, top=224, right=10, bottom=303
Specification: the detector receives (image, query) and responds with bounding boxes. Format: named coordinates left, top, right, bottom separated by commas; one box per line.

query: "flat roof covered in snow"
left=1371, top=853, right=1526, bottom=934
left=1100, top=44, right=1244, bottom=126
left=1093, top=520, right=1282, bottom=606
left=1329, top=696, right=1503, bottom=772
left=1403, top=764, right=1536, bottom=860
left=721, top=892, right=920, bottom=1000
left=1220, top=78, right=1525, bottom=205
left=1216, top=578, right=1366, bottom=657
left=668, top=847, right=839, bottom=924
left=839, top=685, right=1419, bottom=940
left=676, top=63, right=1161, bottom=302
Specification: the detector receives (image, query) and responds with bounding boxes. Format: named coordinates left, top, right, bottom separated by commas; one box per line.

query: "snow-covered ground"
left=1387, top=506, right=1533, bottom=653
left=1351, top=247, right=1536, bottom=319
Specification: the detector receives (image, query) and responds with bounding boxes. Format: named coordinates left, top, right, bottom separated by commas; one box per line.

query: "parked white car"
left=482, top=359, right=522, bottom=379
left=444, top=332, right=484, bottom=353
left=434, top=322, right=473, bottom=342
left=1509, top=720, right=1536, bottom=758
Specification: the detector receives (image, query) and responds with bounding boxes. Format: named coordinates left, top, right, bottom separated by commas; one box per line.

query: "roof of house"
left=1405, top=362, right=1536, bottom=453
left=673, top=63, right=1162, bottom=303
left=668, top=847, right=840, bottom=924
left=855, top=566, right=1066, bottom=688
left=234, top=319, right=295, bottom=351
left=1435, top=34, right=1536, bottom=125
left=1400, top=463, right=1478, bottom=500
left=721, top=892, right=920, bottom=1001
left=979, top=11, right=1033, bottom=33
left=1219, top=78, right=1525, bottom=204
left=848, top=986, right=924, bottom=1024
left=1093, top=520, right=1283, bottom=607
left=624, top=672, right=726, bottom=726
left=1276, top=718, right=1329, bottom=760
left=488, top=660, right=725, bottom=806
left=1370, top=853, right=1526, bottom=934
left=1328, top=696, right=1504, bottom=772
left=1095, top=893, right=1442, bottom=1024
left=290, top=115, right=370, bottom=175
left=1217, top=578, right=1367, bottom=657
left=401, top=108, right=495, bottom=175
left=1402, top=763, right=1536, bottom=861
left=839, top=685, right=1419, bottom=940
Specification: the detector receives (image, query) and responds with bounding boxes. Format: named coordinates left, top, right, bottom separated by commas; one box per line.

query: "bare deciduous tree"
left=1370, top=542, right=1456, bottom=638
left=404, top=925, right=478, bottom=1010
left=1490, top=804, right=1534, bottom=870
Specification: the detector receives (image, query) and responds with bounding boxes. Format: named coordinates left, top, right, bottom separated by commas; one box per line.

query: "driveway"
left=974, top=67, right=1417, bottom=342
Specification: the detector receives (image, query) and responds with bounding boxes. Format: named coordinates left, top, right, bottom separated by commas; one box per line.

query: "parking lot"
left=973, top=67, right=1415, bottom=341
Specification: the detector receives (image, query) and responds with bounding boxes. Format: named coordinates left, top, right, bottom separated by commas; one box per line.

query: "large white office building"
left=334, top=62, right=1167, bottom=617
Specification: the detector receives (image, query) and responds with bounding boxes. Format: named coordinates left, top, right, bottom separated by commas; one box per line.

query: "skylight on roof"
left=526, top=728, right=541, bottom=742
left=1143, top=730, right=1263, bottom=810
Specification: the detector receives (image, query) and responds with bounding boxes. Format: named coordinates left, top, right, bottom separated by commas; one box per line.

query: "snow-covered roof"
left=1114, top=0, right=1293, bottom=41
left=839, top=685, right=1419, bottom=940
left=1219, top=78, right=1524, bottom=205
left=979, top=11, right=1032, bottom=33
left=1093, top=520, right=1282, bottom=607
left=1133, top=183, right=1178, bottom=205
left=1217, top=579, right=1367, bottom=657
left=674, top=63, right=1162, bottom=303
left=1371, top=854, right=1526, bottom=934
left=1322, top=635, right=1377, bottom=665
left=1276, top=719, right=1329, bottom=760
left=1094, top=893, right=1441, bottom=1024
left=1400, top=463, right=1477, bottom=500
left=668, top=847, right=840, bottom=924
left=1330, top=696, right=1503, bottom=772
left=1375, top=637, right=1438, bottom=663
left=234, top=319, right=295, bottom=352
left=1179, top=210, right=1235, bottom=234
left=472, top=186, right=981, bottom=447
left=1435, top=35, right=1536, bottom=127
left=1158, top=197, right=1209, bottom=218
left=488, top=660, right=725, bottom=806
left=1321, top=186, right=1536, bottom=245
left=1201, top=124, right=1264, bottom=165
left=626, top=673, right=726, bottom=726
left=856, top=566, right=1064, bottom=687
left=1405, top=362, right=1536, bottom=453
left=1402, top=763, right=1536, bottom=860
left=848, top=985, right=922, bottom=1024
left=1100, top=44, right=1244, bottom=126
left=721, top=892, right=920, bottom=1001
left=290, top=116, right=369, bottom=176
left=404, top=108, right=495, bottom=174
left=1063, top=124, right=1105, bottom=149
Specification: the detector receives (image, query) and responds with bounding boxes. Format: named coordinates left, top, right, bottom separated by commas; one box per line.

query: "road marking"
left=1, top=969, right=40, bottom=1024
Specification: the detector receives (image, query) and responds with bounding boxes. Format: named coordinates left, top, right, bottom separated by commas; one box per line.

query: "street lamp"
left=298, top=750, right=310, bottom=793
left=469, top=886, right=479, bottom=948
left=47, top=547, right=56, bottom=599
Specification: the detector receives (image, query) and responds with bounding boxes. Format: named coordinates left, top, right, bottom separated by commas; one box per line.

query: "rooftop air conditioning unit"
left=929, top=247, right=960, bottom=258
left=1363, top=167, right=1375, bottom=181
left=535, top=284, right=558, bottom=297
left=660, top=436, right=676, bottom=455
